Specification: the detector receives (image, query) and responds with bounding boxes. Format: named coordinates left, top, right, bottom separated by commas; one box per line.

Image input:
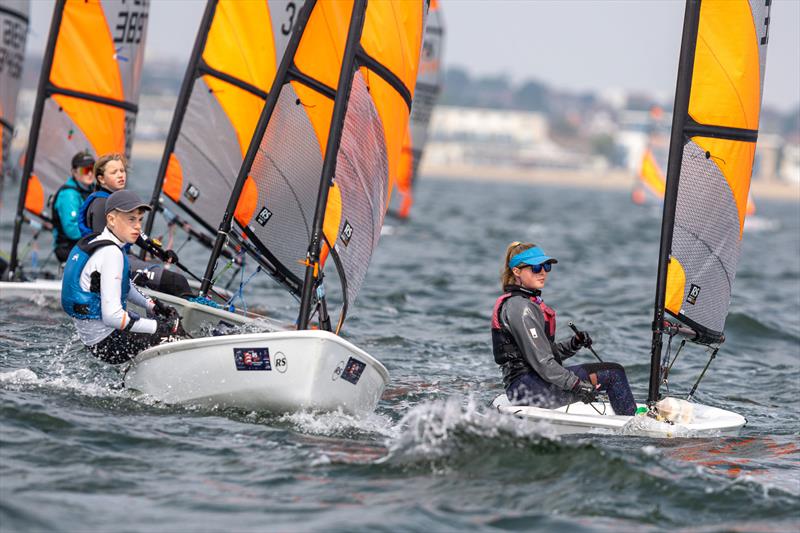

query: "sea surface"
left=1, top=166, right=799, bottom=532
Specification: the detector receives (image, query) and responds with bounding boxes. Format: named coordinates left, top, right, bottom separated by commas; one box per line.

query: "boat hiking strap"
left=686, top=346, right=719, bottom=401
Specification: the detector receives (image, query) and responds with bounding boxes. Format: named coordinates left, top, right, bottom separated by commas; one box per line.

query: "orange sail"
left=9, top=0, right=149, bottom=275
left=393, top=0, right=444, bottom=219
left=632, top=147, right=667, bottom=204
left=199, top=0, right=426, bottom=329
left=146, top=0, right=294, bottom=241
left=659, top=0, right=771, bottom=342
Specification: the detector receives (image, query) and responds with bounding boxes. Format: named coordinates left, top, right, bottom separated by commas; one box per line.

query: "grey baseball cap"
left=104, top=190, right=152, bottom=216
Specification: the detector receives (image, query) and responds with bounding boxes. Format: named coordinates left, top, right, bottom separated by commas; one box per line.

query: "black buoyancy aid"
left=491, top=285, right=557, bottom=365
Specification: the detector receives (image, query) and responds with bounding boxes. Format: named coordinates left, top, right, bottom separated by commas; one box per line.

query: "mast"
left=297, top=0, right=367, bottom=329
left=142, top=0, right=218, bottom=246
left=198, top=0, right=318, bottom=297
left=647, top=0, right=702, bottom=405
left=7, top=0, right=64, bottom=280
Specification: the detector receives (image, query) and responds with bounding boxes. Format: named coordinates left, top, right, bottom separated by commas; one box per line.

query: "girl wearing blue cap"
left=491, top=242, right=636, bottom=415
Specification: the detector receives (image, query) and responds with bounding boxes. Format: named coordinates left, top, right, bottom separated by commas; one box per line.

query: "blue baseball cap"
left=509, top=246, right=558, bottom=268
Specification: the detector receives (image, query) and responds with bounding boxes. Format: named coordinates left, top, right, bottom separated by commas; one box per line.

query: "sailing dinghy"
left=124, top=0, right=426, bottom=415
left=0, top=0, right=252, bottom=332
left=390, top=0, right=444, bottom=220
left=494, top=0, right=770, bottom=437
left=2, top=0, right=150, bottom=291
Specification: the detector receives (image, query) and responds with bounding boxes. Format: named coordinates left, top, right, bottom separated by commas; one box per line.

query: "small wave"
left=276, top=408, right=397, bottom=440
left=379, top=396, right=565, bottom=470
left=726, top=312, right=799, bottom=342
left=0, top=336, right=130, bottom=401
left=0, top=368, right=38, bottom=384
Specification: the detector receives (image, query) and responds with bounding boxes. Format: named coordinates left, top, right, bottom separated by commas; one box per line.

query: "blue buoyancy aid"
left=78, top=190, right=110, bottom=237
left=51, top=178, right=91, bottom=247
left=61, top=234, right=130, bottom=320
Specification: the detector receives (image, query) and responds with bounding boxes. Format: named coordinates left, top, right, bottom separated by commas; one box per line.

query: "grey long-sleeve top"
left=499, top=295, right=581, bottom=391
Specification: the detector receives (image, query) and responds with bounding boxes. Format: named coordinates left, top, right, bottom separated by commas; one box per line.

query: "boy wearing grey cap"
left=61, top=190, right=185, bottom=364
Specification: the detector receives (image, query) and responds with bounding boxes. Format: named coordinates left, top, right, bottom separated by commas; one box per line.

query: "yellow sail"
left=152, top=0, right=293, bottom=238
left=663, top=0, right=770, bottom=339
left=204, top=0, right=426, bottom=324
left=19, top=0, right=148, bottom=218
left=393, top=0, right=444, bottom=219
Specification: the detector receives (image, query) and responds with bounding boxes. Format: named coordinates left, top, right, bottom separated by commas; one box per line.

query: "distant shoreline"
left=421, top=163, right=800, bottom=202
left=131, top=141, right=799, bottom=202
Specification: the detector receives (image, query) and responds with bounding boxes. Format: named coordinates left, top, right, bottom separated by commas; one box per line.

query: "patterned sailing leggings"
left=506, top=362, right=637, bottom=416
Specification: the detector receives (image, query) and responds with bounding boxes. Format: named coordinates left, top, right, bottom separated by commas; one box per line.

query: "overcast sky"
left=27, top=0, right=800, bottom=112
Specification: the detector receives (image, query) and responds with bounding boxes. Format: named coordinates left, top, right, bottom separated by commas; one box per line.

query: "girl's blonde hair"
left=93, top=153, right=128, bottom=182
left=501, top=241, right=536, bottom=288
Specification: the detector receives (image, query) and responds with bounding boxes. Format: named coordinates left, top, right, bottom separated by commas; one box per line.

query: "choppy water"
left=1, top=169, right=799, bottom=532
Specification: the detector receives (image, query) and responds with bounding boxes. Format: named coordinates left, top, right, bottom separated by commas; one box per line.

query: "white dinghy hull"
left=492, top=395, right=746, bottom=438
left=124, top=330, right=390, bottom=415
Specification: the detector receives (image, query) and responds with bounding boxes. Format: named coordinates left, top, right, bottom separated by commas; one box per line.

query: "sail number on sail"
left=0, top=12, right=26, bottom=79
left=113, top=0, right=148, bottom=45
left=281, top=1, right=298, bottom=36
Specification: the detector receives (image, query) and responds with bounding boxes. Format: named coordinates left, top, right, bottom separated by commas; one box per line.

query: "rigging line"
left=227, top=265, right=262, bottom=314
left=0, top=117, right=14, bottom=131
left=667, top=338, right=687, bottom=377
left=237, top=225, right=303, bottom=293
left=589, top=398, right=607, bottom=416
left=687, top=346, right=719, bottom=401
